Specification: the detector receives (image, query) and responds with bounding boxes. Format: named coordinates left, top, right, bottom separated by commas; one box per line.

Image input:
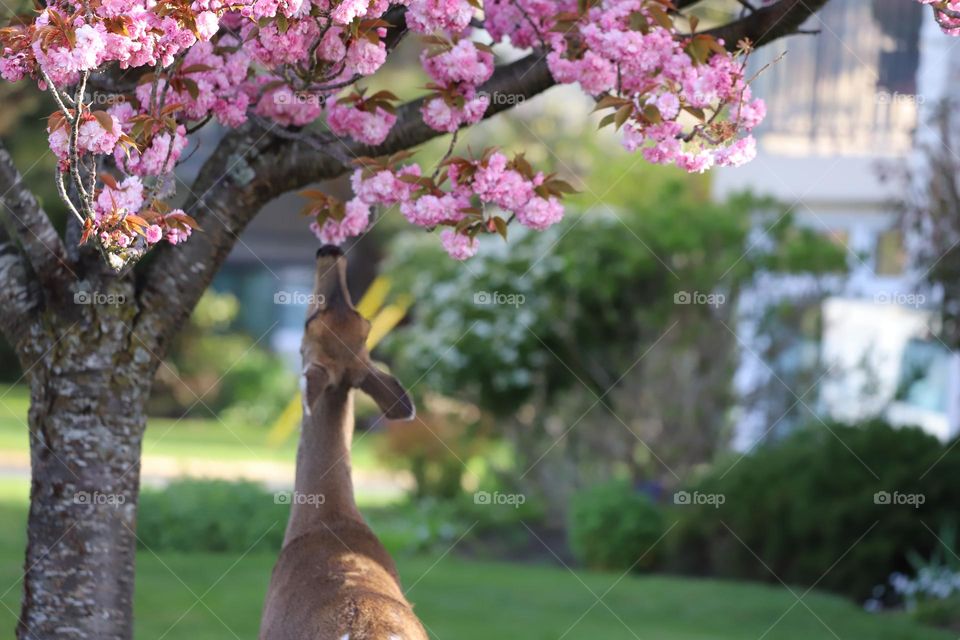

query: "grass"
left=0, top=386, right=950, bottom=638
left=0, top=384, right=380, bottom=471
left=0, top=480, right=949, bottom=640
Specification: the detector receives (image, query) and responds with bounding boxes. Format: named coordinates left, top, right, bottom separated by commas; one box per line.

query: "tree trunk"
left=16, top=297, right=152, bottom=640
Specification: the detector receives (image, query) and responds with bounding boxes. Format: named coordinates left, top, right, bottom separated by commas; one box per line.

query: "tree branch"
left=0, top=142, right=73, bottom=292
left=704, top=0, right=829, bottom=48
left=261, top=52, right=556, bottom=196
left=263, top=0, right=831, bottom=192
left=133, top=0, right=832, bottom=358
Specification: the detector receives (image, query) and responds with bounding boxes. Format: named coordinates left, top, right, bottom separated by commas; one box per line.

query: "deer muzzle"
left=311, top=245, right=354, bottom=315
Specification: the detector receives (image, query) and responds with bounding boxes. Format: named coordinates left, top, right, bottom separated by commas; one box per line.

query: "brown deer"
left=260, top=245, right=428, bottom=640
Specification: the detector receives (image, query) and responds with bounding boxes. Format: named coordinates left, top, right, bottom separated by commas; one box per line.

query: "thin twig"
left=54, top=169, right=84, bottom=223
left=431, top=130, right=459, bottom=180
left=68, top=71, right=90, bottom=206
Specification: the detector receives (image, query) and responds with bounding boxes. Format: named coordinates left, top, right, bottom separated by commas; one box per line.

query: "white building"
left=715, top=0, right=960, bottom=444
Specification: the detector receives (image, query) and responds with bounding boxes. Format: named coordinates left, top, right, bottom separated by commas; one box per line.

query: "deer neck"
left=284, top=384, right=362, bottom=544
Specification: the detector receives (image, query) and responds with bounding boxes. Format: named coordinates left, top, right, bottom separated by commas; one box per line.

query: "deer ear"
left=359, top=366, right=416, bottom=421
left=301, top=363, right=330, bottom=416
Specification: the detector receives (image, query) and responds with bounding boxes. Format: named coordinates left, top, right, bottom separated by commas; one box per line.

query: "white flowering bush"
left=382, top=189, right=845, bottom=416
left=379, top=187, right=846, bottom=514
left=891, top=566, right=960, bottom=605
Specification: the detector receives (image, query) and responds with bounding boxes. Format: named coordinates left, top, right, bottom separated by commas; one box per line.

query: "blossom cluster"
left=2, top=0, right=956, bottom=268
left=0, top=0, right=417, bottom=266
left=486, top=0, right=764, bottom=172
left=326, top=89, right=399, bottom=145
left=303, top=150, right=567, bottom=260
left=419, top=38, right=494, bottom=133
left=889, top=565, right=960, bottom=606
left=85, top=173, right=196, bottom=269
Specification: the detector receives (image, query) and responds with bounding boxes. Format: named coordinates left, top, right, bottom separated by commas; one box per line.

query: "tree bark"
left=16, top=279, right=154, bottom=640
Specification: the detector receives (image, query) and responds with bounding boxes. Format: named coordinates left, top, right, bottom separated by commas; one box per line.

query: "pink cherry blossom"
left=195, top=11, right=220, bottom=41
left=715, top=136, right=757, bottom=167
left=345, top=35, right=387, bottom=76
left=117, top=126, right=188, bottom=176
left=255, top=86, right=323, bottom=127
left=0, top=52, right=30, bottom=82
left=517, top=196, right=564, bottom=230
left=95, top=176, right=145, bottom=221
left=31, top=17, right=107, bottom=85
left=310, top=199, right=371, bottom=245
left=326, top=101, right=396, bottom=145
left=405, top=0, right=475, bottom=34
left=351, top=165, right=422, bottom=205
left=421, top=92, right=489, bottom=133
left=330, top=0, right=371, bottom=24
left=145, top=224, right=164, bottom=244
left=440, top=228, right=478, bottom=260
left=316, top=27, right=347, bottom=62
left=399, top=193, right=465, bottom=227
left=48, top=112, right=122, bottom=163
left=472, top=152, right=534, bottom=211
left=164, top=210, right=194, bottom=244
left=420, top=40, right=494, bottom=86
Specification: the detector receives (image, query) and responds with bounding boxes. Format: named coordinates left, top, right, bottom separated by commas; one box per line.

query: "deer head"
left=300, top=245, right=415, bottom=421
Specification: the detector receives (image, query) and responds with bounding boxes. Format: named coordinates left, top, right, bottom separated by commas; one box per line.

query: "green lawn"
left=0, top=384, right=379, bottom=471
left=0, top=480, right=948, bottom=640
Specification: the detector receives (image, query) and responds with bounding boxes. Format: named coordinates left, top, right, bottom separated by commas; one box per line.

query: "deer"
left=260, top=245, right=429, bottom=640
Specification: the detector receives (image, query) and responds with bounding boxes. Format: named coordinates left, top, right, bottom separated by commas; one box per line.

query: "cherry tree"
left=0, top=0, right=951, bottom=637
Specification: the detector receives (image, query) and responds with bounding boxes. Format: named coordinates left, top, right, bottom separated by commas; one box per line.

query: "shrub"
left=375, top=395, right=491, bottom=500
left=138, top=479, right=286, bottom=553
left=912, top=596, right=960, bottom=631
left=671, top=421, right=960, bottom=599
left=136, top=478, right=548, bottom=561
left=568, top=480, right=666, bottom=571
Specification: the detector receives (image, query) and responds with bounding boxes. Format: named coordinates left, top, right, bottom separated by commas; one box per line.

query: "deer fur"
left=259, top=246, right=428, bottom=640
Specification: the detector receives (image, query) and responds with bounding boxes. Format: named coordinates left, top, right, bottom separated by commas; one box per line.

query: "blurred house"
left=716, top=0, right=960, bottom=445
